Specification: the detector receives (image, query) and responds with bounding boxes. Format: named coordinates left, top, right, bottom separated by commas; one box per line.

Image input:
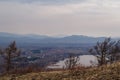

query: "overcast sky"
left=0, top=0, right=120, bottom=37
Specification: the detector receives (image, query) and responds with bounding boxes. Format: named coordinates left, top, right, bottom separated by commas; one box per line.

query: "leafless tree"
left=65, top=53, right=80, bottom=69
left=0, top=41, right=21, bottom=72
left=89, top=38, right=120, bottom=66
left=108, top=40, right=120, bottom=63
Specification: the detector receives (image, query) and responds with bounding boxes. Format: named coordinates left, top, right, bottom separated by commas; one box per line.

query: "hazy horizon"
left=0, top=0, right=120, bottom=37
left=0, top=31, right=117, bottom=38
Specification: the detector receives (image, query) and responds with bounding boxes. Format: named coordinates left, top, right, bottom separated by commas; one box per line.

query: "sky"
left=0, top=0, right=120, bottom=37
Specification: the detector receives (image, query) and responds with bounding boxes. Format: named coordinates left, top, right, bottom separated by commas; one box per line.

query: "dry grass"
left=0, top=62, right=120, bottom=80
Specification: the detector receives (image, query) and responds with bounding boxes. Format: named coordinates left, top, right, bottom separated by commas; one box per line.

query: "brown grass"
left=0, top=62, right=120, bottom=80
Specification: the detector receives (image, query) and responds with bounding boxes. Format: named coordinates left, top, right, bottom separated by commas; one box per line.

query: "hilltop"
left=0, top=61, right=120, bottom=80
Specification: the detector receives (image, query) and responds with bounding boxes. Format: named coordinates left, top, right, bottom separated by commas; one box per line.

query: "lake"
left=47, top=55, right=98, bottom=69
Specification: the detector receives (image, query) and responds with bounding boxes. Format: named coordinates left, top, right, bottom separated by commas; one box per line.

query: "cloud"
left=0, top=0, right=86, bottom=4
left=0, top=0, right=120, bottom=37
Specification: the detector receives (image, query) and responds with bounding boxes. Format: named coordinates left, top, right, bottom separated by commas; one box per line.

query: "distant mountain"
left=57, top=35, right=105, bottom=43
left=0, top=32, right=107, bottom=48
left=0, top=32, right=48, bottom=39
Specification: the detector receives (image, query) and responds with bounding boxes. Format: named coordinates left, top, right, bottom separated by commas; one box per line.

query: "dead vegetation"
left=0, top=61, right=120, bottom=80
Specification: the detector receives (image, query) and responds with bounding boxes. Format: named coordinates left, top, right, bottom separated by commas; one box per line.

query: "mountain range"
left=0, top=32, right=116, bottom=48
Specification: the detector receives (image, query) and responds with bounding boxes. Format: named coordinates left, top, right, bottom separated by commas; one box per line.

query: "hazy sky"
left=0, top=0, right=120, bottom=37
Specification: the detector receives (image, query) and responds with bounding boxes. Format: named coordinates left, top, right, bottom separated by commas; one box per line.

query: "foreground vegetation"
left=0, top=61, right=120, bottom=80
left=0, top=38, right=120, bottom=80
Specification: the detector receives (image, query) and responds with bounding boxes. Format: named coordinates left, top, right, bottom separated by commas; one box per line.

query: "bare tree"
left=108, top=40, right=120, bottom=63
left=89, top=38, right=119, bottom=66
left=65, top=53, right=80, bottom=69
left=0, top=41, right=21, bottom=72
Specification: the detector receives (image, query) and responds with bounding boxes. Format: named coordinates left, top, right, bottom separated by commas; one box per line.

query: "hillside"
left=0, top=61, right=120, bottom=80
left=0, top=32, right=106, bottom=48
